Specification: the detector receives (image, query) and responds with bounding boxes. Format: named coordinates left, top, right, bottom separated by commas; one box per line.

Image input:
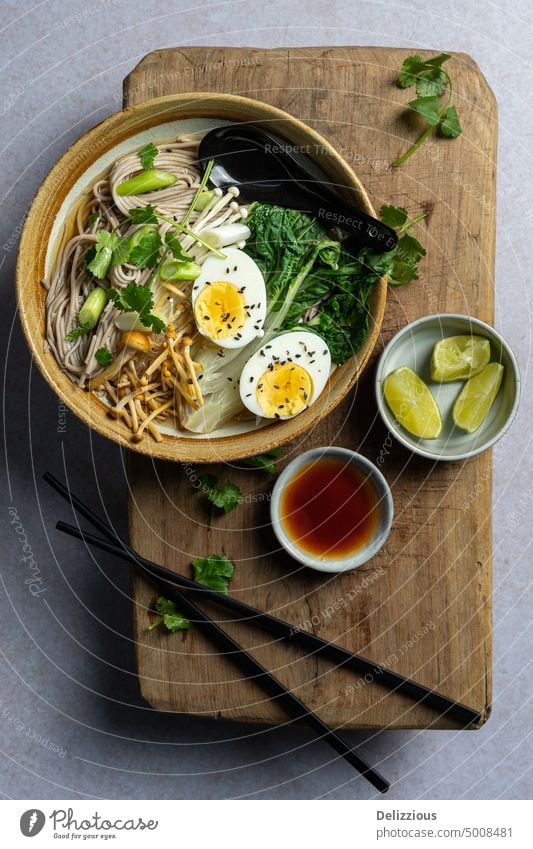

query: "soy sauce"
left=280, top=457, right=379, bottom=559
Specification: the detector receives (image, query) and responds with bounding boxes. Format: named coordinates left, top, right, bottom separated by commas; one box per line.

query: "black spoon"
left=198, top=125, right=398, bottom=253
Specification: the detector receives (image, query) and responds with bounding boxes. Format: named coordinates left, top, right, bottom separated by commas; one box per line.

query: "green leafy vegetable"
left=87, top=211, right=100, bottom=227
left=394, top=53, right=461, bottom=167
left=129, top=229, right=162, bottom=269
left=245, top=203, right=385, bottom=365
left=165, top=231, right=191, bottom=262
left=84, top=230, right=132, bottom=278
left=109, top=283, right=166, bottom=333
left=192, top=554, right=235, bottom=595
left=241, top=448, right=284, bottom=474
left=398, top=53, right=450, bottom=96
left=138, top=142, right=158, bottom=170
left=379, top=204, right=427, bottom=287
left=85, top=231, right=114, bottom=279
left=148, top=596, right=191, bottom=632
left=95, top=346, right=112, bottom=366
left=440, top=105, right=461, bottom=138
left=128, top=205, right=158, bottom=225
left=198, top=474, right=242, bottom=516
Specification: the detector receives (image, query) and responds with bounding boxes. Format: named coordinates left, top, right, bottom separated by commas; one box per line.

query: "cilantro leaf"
left=138, top=142, right=158, bottom=170
left=398, top=53, right=450, bottom=96
left=415, top=71, right=447, bottom=97
left=95, top=346, right=112, bottom=366
left=148, top=596, right=191, bottom=632
left=111, top=234, right=132, bottom=266
left=128, top=205, right=158, bottom=225
left=393, top=53, right=460, bottom=167
left=199, top=474, right=242, bottom=515
left=377, top=205, right=427, bottom=288
left=379, top=204, right=408, bottom=229
left=192, top=554, right=235, bottom=595
left=387, top=233, right=427, bottom=287
left=165, top=231, right=191, bottom=262
left=241, top=448, right=284, bottom=474
left=409, top=95, right=443, bottom=126
left=86, top=231, right=115, bottom=279
left=129, top=229, right=162, bottom=269
left=85, top=230, right=132, bottom=277
left=440, top=105, right=462, bottom=138
left=398, top=55, right=426, bottom=88
left=109, top=283, right=166, bottom=333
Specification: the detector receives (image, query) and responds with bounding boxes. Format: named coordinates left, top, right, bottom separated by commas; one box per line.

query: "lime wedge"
left=383, top=366, right=442, bottom=439
left=431, top=335, right=491, bottom=382
left=452, top=362, right=504, bottom=433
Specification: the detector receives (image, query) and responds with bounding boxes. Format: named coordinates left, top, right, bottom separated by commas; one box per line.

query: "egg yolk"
left=256, top=362, right=313, bottom=418
left=194, top=281, right=246, bottom=340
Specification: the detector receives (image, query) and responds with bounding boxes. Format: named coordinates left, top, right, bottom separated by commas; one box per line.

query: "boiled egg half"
left=192, top=247, right=266, bottom=349
left=239, top=330, right=332, bottom=419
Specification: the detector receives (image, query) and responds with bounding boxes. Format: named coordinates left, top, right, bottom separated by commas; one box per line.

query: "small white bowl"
left=375, top=314, right=520, bottom=462
left=270, top=447, right=394, bottom=573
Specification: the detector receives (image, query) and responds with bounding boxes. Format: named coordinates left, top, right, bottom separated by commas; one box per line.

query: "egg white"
left=191, top=247, right=266, bottom=349
left=239, top=330, right=332, bottom=419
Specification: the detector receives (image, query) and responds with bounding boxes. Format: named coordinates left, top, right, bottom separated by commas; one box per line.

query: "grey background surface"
left=1, top=0, right=531, bottom=800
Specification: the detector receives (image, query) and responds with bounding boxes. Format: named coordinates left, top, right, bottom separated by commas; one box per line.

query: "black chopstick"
left=44, top=472, right=481, bottom=727
left=47, top=485, right=388, bottom=792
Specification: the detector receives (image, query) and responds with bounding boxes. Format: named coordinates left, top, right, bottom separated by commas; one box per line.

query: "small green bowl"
left=375, top=314, right=520, bottom=461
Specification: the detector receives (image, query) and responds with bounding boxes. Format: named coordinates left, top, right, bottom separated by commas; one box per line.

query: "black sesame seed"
left=226, top=267, right=230, bottom=274
left=245, top=393, right=252, bottom=397
left=295, top=354, right=301, bottom=358
left=249, top=376, right=254, bottom=382
left=227, top=377, right=232, bottom=382
left=265, top=344, right=272, bottom=349
left=323, top=349, right=327, bottom=355
left=273, top=384, right=279, bottom=389
left=274, top=413, right=280, bottom=419
left=203, top=315, right=210, bottom=320
left=258, top=383, right=263, bottom=389
left=278, top=405, right=284, bottom=409
left=260, top=350, right=266, bottom=357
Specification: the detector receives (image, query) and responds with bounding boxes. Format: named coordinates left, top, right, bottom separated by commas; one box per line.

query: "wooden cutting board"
left=125, top=47, right=496, bottom=729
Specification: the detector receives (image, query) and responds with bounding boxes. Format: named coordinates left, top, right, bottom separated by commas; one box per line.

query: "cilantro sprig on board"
left=379, top=205, right=427, bottom=287
left=393, top=53, right=462, bottom=168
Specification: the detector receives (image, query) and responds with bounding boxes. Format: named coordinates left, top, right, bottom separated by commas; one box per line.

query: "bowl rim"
left=270, top=446, right=394, bottom=573
left=16, top=91, right=387, bottom=464
left=374, top=312, right=521, bottom=461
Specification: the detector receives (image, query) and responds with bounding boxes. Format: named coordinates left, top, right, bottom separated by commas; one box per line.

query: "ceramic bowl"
left=270, top=446, right=394, bottom=573
left=375, top=314, right=520, bottom=461
left=17, top=93, right=387, bottom=464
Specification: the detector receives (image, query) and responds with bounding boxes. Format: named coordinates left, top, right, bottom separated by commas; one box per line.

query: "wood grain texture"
left=126, top=47, right=497, bottom=728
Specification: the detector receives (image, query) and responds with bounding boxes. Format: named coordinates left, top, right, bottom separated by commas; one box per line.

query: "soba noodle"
left=44, top=135, right=249, bottom=443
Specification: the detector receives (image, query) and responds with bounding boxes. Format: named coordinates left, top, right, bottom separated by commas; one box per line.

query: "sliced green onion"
left=160, top=260, right=201, bottom=281
left=129, top=224, right=158, bottom=249
left=79, top=287, right=108, bottom=329
left=195, top=190, right=213, bottom=211
left=181, top=159, right=214, bottom=226
left=116, top=169, right=178, bottom=196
